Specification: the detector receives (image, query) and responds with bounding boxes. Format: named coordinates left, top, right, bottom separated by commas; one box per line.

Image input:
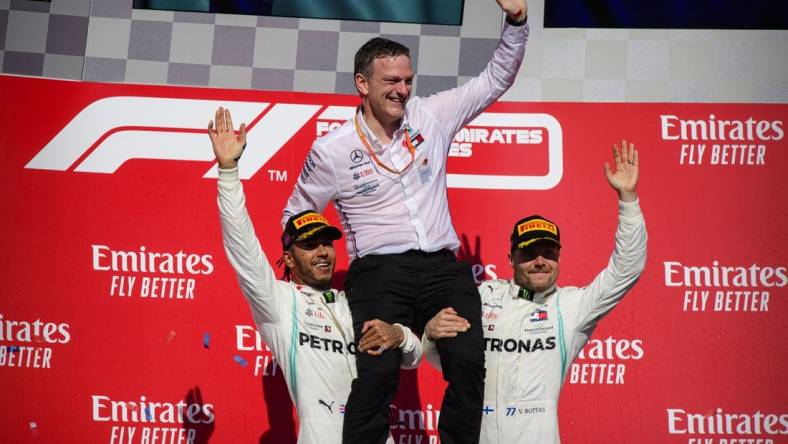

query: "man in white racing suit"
left=425, top=140, right=647, bottom=443
left=210, top=107, right=442, bottom=444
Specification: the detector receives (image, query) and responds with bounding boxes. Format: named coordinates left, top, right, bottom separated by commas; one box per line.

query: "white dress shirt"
left=283, top=22, right=529, bottom=260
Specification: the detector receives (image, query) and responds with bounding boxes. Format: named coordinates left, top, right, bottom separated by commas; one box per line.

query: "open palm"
left=604, top=139, right=639, bottom=201
left=208, top=107, right=247, bottom=169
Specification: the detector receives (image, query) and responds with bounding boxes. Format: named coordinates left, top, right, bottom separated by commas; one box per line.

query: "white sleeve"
left=396, top=324, right=424, bottom=370
left=419, top=22, right=529, bottom=141
left=573, top=199, right=648, bottom=335
left=282, top=142, right=340, bottom=227
left=218, top=167, right=285, bottom=325
left=420, top=333, right=443, bottom=372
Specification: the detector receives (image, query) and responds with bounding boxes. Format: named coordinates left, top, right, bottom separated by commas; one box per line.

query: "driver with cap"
left=210, top=106, right=456, bottom=444
left=424, top=141, right=647, bottom=443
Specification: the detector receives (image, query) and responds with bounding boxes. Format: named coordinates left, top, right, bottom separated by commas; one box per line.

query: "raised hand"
left=208, top=107, right=247, bottom=169
left=604, top=139, right=639, bottom=202
left=496, top=0, right=527, bottom=22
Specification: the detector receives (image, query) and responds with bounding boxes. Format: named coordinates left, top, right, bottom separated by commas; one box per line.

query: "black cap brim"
left=513, top=237, right=561, bottom=250
left=295, top=225, right=343, bottom=243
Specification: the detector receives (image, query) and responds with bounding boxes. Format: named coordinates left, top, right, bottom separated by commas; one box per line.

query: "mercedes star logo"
left=350, top=149, right=364, bottom=163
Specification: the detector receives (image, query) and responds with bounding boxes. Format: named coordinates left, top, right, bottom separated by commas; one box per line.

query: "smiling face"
left=284, top=237, right=336, bottom=291
left=355, top=55, right=413, bottom=130
left=509, top=242, right=561, bottom=293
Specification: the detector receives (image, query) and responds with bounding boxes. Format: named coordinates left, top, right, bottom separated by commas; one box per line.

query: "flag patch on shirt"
left=405, top=125, right=425, bottom=148
left=529, top=307, right=549, bottom=322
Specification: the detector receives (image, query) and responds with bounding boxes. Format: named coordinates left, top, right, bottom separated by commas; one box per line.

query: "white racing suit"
left=425, top=199, right=647, bottom=443
left=218, top=167, right=421, bottom=444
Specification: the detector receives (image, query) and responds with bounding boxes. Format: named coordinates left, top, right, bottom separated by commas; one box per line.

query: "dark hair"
left=354, top=37, right=411, bottom=79
left=277, top=252, right=292, bottom=281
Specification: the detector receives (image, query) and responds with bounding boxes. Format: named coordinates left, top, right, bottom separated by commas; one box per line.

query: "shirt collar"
left=355, top=106, right=410, bottom=148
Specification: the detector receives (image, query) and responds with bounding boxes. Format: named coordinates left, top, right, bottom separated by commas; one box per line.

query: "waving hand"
left=604, top=139, right=639, bottom=202
left=208, top=107, right=247, bottom=169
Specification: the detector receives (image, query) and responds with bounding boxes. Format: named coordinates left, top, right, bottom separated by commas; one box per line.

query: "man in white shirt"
left=425, top=141, right=648, bottom=443
left=282, top=2, right=529, bottom=443
left=209, top=107, right=457, bottom=444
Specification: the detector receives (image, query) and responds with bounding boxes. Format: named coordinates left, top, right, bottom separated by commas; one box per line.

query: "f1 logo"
left=25, top=97, right=321, bottom=180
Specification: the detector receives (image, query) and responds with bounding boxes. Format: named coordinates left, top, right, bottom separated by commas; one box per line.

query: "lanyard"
left=354, top=113, right=416, bottom=175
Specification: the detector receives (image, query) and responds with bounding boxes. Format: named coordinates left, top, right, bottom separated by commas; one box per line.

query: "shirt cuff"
left=394, top=323, right=410, bottom=349
left=217, top=166, right=240, bottom=181
left=505, top=14, right=528, bottom=27
left=618, top=198, right=642, bottom=219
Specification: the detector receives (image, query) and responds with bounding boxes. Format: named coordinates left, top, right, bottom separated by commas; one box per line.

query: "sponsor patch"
left=293, top=213, right=328, bottom=229
left=517, top=219, right=558, bottom=236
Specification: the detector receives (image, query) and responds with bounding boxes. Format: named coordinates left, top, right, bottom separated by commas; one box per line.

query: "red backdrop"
left=0, top=75, right=785, bottom=444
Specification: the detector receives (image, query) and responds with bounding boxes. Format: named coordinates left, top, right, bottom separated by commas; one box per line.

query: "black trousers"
left=342, top=250, right=484, bottom=444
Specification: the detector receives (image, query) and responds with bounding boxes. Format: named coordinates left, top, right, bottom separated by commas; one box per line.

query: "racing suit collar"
left=509, top=280, right=557, bottom=304
left=293, top=283, right=339, bottom=301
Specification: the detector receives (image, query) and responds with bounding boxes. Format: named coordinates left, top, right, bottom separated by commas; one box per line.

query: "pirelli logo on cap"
left=293, top=213, right=327, bottom=229
left=518, top=219, right=558, bottom=236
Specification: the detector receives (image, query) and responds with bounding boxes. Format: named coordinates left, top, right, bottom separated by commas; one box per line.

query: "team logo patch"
left=350, top=149, right=365, bottom=163
left=517, top=219, right=558, bottom=236
left=293, top=213, right=328, bottom=229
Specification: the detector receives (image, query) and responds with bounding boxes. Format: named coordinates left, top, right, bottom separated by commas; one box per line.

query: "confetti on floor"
left=203, top=333, right=210, bottom=349
left=166, top=331, right=177, bottom=343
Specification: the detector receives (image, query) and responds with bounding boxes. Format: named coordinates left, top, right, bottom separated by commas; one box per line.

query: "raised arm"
left=419, top=0, right=528, bottom=139
left=574, top=140, right=647, bottom=335
left=211, top=107, right=285, bottom=325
